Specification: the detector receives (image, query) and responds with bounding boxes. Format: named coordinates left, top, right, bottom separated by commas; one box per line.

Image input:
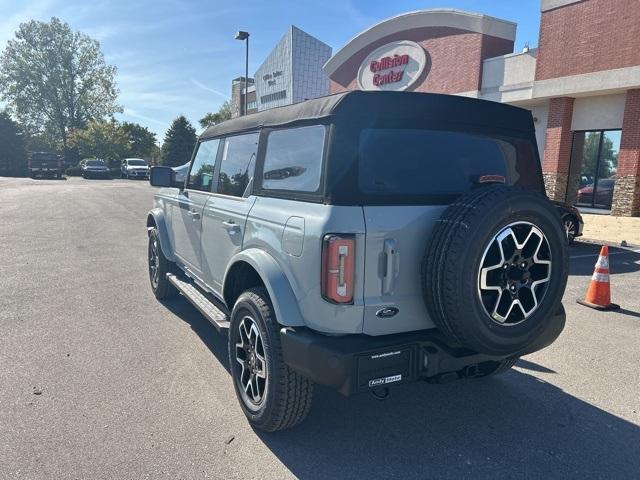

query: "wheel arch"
left=223, top=249, right=305, bottom=327
left=146, top=208, right=175, bottom=262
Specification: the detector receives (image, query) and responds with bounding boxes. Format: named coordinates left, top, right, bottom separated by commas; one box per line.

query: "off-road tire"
left=148, top=227, right=177, bottom=299
left=229, top=287, right=313, bottom=432
left=422, top=185, right=568, bottom=356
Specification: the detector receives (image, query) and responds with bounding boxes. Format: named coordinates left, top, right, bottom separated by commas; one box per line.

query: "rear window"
left=358, top=129, right=521, bottom=196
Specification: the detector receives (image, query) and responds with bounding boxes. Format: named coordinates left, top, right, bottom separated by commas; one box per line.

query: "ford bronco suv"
left=147, top=91, right=568, bottom=432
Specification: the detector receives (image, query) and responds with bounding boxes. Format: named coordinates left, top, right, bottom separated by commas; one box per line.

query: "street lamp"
left=235, top=30, right=250, bottom=116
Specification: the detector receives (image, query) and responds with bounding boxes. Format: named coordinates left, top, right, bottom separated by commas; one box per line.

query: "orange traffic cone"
left=577, top=245, right=620, bottom=311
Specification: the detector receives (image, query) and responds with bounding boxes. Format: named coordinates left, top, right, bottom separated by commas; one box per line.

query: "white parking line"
left=570, top=249, right=640, bottom=259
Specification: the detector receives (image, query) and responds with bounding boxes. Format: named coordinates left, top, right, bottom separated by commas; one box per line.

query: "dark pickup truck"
left=28, top=152, right=64, bottom=179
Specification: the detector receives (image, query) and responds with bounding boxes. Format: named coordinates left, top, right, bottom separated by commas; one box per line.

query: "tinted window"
left=262, top=125, right=325, bottom=192
left=187, top=139, right=219, bottom=191
left=127, top=159, right=147, bottom=166
left=358, top=129, right=516, bottom=196
left=85, top=160, right=105, bottom=166
left=217, top=133, right=259, bottom=197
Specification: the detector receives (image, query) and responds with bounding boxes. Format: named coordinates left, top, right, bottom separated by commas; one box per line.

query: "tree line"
left=0, top=17, right=231, bottom=176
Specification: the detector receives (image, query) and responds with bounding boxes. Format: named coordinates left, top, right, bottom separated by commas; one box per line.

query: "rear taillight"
left=321, top=234, right=355, bottom=304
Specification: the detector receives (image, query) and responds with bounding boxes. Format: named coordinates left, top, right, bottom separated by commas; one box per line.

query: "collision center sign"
left=357, top=40, right=427, bottom=91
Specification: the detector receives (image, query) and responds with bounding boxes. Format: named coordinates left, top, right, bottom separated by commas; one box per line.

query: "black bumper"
left=280, top=305, right=566, bottom=396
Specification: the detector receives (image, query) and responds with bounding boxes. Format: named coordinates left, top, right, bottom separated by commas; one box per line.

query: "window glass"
left=571, top=130, right=620, bottom=209
left=358, top=129, right=515, bottom=196
left=217, top=133, right=259, bottom=197
left=262, top=125, right=325, bottom=192
left=187, top=139, right=219, bottom=191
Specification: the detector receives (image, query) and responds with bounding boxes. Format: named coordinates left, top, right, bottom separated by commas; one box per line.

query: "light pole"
left=235, top=30, right=250, bottom=116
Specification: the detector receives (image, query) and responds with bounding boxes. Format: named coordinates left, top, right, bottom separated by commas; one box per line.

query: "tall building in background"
left=230, top=77, right=257, bottom=118
left=254, top=26, right=332, bottom=112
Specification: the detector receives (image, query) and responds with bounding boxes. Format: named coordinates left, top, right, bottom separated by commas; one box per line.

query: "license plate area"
left=357, top=345, right=415, bottom=391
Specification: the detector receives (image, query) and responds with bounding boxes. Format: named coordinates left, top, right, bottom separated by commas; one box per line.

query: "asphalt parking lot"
left=1, top=176, right=638, bottom=479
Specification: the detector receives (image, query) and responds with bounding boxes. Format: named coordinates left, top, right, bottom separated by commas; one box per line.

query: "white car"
left=121, top=158, right=150, bottom=179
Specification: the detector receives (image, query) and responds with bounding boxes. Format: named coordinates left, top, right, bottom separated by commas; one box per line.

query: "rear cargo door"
left=358, top=127, right=519, bottom=335
left=362, top=206, right=445, bottom=335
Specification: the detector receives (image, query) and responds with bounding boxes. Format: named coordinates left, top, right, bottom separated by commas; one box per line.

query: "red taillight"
left=322, top=234, right=355, bottom=304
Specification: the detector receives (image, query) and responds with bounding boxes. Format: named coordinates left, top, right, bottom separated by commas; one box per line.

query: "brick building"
left=235, top=1, right=640, bottom=215
left=322, top=2, right=640, bottom=216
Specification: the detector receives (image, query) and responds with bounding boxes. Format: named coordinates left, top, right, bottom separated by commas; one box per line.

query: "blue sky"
left=0, top=0, right=542, bottom=140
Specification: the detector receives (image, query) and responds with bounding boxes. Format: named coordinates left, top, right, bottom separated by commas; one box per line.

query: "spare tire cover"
left=421, top=185, right=568, bottom=356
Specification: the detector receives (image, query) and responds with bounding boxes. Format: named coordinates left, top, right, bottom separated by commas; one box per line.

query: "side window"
left=187, top=139, right=220, bottom=191
left=262, top=125, right=325, bottom=192
left=216, top=132, right=259, bottom=197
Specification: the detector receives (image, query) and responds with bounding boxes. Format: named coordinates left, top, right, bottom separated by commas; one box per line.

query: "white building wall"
left=571, top=94, right=626, bottom=131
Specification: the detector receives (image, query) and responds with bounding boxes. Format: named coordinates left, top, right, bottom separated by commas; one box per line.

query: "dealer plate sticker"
left=368, top=374, right=402, bottom=388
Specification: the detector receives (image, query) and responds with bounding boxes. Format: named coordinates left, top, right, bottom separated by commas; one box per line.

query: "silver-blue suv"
left=147, top=91, right=568, bottom=431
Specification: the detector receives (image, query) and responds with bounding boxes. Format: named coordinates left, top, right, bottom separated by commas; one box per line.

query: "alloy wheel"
left=478, top=222, right=552, bottom=325
left=234, top=316, right=267, bottom=407
left=564, top=217, right=577, bottom=242
left=148, top=237, right=160, bottom=289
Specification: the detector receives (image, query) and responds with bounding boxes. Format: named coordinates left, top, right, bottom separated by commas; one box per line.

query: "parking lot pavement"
left=1, top=177, right=638, bottom=479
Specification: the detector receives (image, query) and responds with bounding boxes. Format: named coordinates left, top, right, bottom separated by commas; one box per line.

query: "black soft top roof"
left=200, top=90, right=535, bottom=140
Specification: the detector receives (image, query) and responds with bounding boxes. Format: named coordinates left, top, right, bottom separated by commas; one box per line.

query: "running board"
left=167, top=273, right=230, bottom=331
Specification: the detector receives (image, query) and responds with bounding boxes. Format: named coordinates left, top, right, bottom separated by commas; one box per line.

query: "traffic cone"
left=577, top=245, right=620, bottom=311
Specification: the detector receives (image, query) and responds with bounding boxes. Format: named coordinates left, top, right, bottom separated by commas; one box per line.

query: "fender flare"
left=224, top=249, right=305, bottom=327
left=146, top=208, right=176, bottom=262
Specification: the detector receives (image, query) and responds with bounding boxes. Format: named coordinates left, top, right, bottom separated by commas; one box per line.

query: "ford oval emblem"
left=376, top=307, right=399, bottom=318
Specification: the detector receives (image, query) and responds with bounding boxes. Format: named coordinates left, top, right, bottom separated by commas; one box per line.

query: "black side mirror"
left=150, top=166, right=177, bottom=187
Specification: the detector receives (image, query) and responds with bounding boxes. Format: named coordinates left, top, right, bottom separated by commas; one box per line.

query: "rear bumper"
left=280, top=304, right=566, bottom=396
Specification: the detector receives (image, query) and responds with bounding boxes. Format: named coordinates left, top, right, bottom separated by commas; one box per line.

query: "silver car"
left=121, top=158, right=150, bottom=179
left=146, top=91, right=568, bottom=431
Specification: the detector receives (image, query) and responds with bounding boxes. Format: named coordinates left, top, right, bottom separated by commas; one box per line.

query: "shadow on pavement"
left=163, top=295, right=640, bottom=479
left=570, top=242, right=640, bottom=276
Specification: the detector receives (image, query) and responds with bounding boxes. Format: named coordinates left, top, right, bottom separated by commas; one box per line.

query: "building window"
left=260, top=90, right=287, bottom=104
left=247, top=101, right=258, bottom=110
left=569, top=130, right=621, bottom=210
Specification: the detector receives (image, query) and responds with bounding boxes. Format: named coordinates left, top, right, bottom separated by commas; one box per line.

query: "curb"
left=576, top=237, right=640, bottom=250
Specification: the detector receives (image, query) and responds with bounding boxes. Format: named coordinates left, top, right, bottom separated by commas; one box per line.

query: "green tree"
left=0, top=111, right=28, bottom=176
left=199, top=100, right=232, bottom=129
left=161, top=116, right=196, bottom=167
left=121, top=121, right=157, bottom=158
left=68, top=120, right=129, bottom=167
left=0, top=17, right=120, bottom=150
left=579, top=132, right=618, bottom=180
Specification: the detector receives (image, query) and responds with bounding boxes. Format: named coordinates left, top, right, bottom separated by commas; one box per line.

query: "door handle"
left=382, top=239, right=397, bottom=295
left=187, top=210, right=200, bottom=220
left=223, top=220, right=240, bottom=231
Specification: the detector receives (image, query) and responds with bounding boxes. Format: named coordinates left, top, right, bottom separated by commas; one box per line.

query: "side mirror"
left=150, top=166, right=177, bottom=187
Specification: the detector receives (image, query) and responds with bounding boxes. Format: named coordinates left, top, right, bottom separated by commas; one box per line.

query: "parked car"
left=81, top=159, right=110, bottom=179
left=577, top=178, right=615, bottom=208
left=28, top=152, right=64, bottom=179
left=552, top=201, right=584, bottom=244
left=147, top=91, right=568, bottom=431
left=172, top=162, right=190, bottom=184
left=121, top=158, right=150, bottom=179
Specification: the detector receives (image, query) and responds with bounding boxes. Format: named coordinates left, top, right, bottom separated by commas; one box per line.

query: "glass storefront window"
left=569, top=130, right=621, bottom=210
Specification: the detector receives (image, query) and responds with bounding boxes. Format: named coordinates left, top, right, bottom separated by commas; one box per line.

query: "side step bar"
left=167, top=273, right=230, bottom=331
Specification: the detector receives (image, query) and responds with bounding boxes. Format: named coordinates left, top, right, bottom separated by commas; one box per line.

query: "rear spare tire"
left=422, top=186, right=568, bottom=356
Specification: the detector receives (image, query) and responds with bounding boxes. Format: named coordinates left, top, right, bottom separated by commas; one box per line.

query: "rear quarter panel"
left=244, top=196, right=366, bottom=334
